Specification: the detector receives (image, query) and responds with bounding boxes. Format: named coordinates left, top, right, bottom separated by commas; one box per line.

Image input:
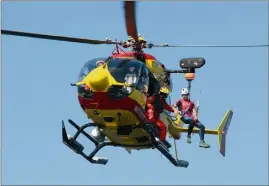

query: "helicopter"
left=2, top=1, right=267, bottom=168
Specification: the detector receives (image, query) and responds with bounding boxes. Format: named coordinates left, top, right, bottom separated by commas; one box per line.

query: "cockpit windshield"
left=78, top=57, right=107, bottom=81
left=107, top=58, right=149, bottom=92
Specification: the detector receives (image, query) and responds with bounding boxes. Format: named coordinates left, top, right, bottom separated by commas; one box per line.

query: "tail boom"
left=177, top=128, right=218, bottom=135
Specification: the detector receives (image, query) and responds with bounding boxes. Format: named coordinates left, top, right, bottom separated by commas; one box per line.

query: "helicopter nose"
left=88, top=68, right=110, bottom=92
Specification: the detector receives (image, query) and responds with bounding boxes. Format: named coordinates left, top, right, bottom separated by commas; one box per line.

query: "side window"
left=136, top=66, right=149, bottom=92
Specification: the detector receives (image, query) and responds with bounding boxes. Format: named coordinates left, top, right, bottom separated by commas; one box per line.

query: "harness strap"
left=181, top=100, right=191, bottom=116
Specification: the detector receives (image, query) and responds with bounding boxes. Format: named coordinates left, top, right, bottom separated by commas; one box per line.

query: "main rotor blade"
left=152, top=44, right=269, bottom=48
left=124, top=1, right=138, bottom=41
left=1, top=29, right=117, bottom=45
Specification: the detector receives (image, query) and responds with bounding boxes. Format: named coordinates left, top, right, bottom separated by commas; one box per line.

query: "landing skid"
left=61, top=119, right=189, bottom=168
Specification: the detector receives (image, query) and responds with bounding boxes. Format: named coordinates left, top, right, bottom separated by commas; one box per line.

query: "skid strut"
left=62, top=120, right=109, bottom=165
left=62, top=120, right=189, bottom=168
left=144, top=124, right=189, bottom=168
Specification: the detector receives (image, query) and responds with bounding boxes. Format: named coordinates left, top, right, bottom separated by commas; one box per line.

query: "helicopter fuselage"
left=75, top=52, right=180, bottom=149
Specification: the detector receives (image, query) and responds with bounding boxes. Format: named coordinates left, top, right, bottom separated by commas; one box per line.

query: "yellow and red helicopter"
left=3, top=1, right=267, bottom=168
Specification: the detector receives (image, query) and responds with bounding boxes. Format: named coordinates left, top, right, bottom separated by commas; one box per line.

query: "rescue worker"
left=173, top=88, right=210, bottom=148
left=146, top=87, right=178, bottom=148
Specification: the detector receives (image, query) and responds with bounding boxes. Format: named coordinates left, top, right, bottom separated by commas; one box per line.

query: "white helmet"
left=181, top=88, right=189, bottom=95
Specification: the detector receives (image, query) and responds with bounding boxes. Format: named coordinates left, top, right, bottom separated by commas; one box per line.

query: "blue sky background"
left=2, top=1, right=268, bottom=185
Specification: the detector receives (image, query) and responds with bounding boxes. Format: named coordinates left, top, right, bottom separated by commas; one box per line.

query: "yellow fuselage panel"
left=85, top=109, right=139, bottom=127
left=85, top=108, right=151, bottom=147
left=128, top=89, right=147, bottom=109
left=102, top=128, right=151, bottom=147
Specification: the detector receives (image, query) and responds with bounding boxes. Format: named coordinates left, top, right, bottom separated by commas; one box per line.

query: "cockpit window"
left=160, top=71, right=173, bottom=91
left=107, top=58, right=149, bottom=92
left=78, top=57, right=107, bottom=81
left=156, top=60, right=163, bottom=68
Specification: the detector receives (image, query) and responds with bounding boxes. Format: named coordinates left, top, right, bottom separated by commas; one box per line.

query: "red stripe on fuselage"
left=112, top=51, right=157, bottom=60
left=78, top=92, right=149, bottom=123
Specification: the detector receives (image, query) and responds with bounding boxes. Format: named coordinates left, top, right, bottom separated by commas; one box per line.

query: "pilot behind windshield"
left=107, top=58, right=149, bottom=92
